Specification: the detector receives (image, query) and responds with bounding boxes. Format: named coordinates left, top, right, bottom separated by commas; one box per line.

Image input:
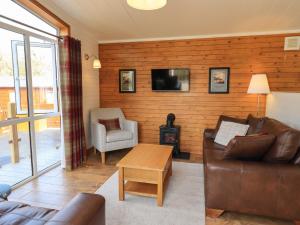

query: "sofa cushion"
left=247, top=114, right=266, bottom=135
left=98, top=118, right=121, bottom=131
left=261, top=118, right=289, bottom=136
left=224, top=134, right=275, bottom=160
left=264, top=129, right=300, bottom=163
left=0, top=200, right=57, bottom=225
left=106, top=130, right=132, bottom=143
left=214, top=121, right=249, bottom=146
left=213, top=115, right=247, bottom=138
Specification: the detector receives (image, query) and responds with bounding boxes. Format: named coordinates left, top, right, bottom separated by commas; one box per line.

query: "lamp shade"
left=93, top=59, right=101, bottom=69
left=247, top=74, right=270, bottom=94
left=127, top=0, right=167, bottom=10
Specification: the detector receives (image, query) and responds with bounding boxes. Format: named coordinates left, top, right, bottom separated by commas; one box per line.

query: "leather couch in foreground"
left=0, top=193, right=105, bottom=225
left=203, top=116, right=300, bottom=224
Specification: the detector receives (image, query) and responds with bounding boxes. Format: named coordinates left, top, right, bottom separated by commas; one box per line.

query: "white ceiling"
left=40, top=0, right=300, bottom=43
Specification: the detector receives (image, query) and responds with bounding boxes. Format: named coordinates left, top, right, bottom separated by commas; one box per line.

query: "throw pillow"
left=263, top=129, right=300, bottom=163
left=98, top=118, right=121, bottom=131
left=213, top=115, right=247, bottom=138
left=247, top=114, right=266, bottom=135
left=214, top=121, right=250, bottom=146
left=261, top=118, right=289, bottom=136
left=224, top=134, right=276, bottom=160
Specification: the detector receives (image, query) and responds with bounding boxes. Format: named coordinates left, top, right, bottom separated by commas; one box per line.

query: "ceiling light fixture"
left=127, top=0, right=167, bottom=10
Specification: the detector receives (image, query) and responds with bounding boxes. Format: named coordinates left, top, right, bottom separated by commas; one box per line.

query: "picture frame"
left=119, top=69, right=136, bottom=93
left=209, top=67, right=230, bottom=94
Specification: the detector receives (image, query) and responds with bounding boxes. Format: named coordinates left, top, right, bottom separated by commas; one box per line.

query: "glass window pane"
left=0, top=122, right=32, bottom=185
left=0, top=28, right=28, bottom=121
left=0, top=0, right=57, bottom=36
left=35, top=117, right=61, bottom=172
left=30, top=37, right=58, bottom=114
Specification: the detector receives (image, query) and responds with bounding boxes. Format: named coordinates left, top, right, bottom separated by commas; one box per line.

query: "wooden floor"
left=11, top=149, right=292, bottom=225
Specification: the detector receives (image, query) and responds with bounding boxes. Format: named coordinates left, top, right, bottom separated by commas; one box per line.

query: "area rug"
left=96, top=162, right=205, bottom=225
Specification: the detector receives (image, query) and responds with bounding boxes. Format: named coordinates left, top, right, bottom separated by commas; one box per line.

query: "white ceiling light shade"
left=127, top=0, right=167, bottom=10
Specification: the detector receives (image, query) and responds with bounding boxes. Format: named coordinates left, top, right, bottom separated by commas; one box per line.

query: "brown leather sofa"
left=0, top=193, right=105, bottom=225
left=203, top=116, right=300, bottom=224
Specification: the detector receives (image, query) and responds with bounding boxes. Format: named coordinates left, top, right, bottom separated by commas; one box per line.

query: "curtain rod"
left=0, top=15, right=63, bottom=40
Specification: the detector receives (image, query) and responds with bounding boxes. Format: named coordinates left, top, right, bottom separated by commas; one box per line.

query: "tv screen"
left=151, top=69, right=190, bottom=91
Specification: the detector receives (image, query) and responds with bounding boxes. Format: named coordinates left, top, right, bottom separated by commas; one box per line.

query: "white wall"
left=266, top=92, right=300, bottom=130
left=37, top=0, right=99, bottom=148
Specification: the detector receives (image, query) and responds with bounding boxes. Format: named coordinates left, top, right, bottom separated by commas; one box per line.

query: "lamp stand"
left=256, top=94, right=260, bottom=117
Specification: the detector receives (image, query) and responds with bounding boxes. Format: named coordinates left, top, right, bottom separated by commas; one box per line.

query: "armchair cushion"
left=106, top=130, right=133, bottom=143
left=98, top=118, right=121, bottom=131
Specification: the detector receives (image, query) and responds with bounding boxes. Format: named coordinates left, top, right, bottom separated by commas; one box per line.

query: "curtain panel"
left=59, top=36, right=86, bottom=170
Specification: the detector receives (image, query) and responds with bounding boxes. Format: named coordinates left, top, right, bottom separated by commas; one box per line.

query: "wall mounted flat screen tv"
left=151, top=68, right=190, bottom=92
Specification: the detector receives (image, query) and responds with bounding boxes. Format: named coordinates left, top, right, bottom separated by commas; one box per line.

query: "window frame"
left=0, top=21, right=61, bottom=122
left=0, top=21, right=62, bottom=186
left=11, top=40, right=59, bottom=115
left=15, top=0, right=70, bottom=36
left=0, top=0, right=68, bottom=188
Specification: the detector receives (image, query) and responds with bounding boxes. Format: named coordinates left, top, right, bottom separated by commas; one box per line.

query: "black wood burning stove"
left=160, top=125, right=181, bottom=156
left=159, top=113, right=190, bottom=159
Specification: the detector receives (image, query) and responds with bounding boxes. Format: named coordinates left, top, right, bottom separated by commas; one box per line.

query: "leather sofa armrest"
left=46, top=193, right=105, bottom=225
left=204, top=140, right=300, bottom=221
left=204, top=128, right=216, bottom=139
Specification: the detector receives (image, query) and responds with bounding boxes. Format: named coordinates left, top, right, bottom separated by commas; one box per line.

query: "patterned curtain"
left=59, top=36, right=86, bottom=170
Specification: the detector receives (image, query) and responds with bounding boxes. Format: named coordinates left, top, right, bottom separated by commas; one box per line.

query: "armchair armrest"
left=92, top=122, right=107, bottom=151
left=124, top=119, right=138, bottom=145
left=46, top=193, right=105, bottom=225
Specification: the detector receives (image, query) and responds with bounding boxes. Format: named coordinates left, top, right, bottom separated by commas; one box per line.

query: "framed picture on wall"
left=119, top=69, right=136, bottom=93
left=209, top=67, right=230, bottom=94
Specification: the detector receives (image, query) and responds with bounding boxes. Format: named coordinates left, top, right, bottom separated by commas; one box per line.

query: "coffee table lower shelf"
left=125, top=181, right=157, bottom=198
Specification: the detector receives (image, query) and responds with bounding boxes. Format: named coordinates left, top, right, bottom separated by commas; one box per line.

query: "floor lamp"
left=247, top=74, right=270, bottom=116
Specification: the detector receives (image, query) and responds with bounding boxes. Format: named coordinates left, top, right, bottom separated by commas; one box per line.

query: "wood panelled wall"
left=99, top=34, right=300, bottom=155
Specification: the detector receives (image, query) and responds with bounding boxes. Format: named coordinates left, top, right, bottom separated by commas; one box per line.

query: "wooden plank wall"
left=99, top=34, right=300, bottom=156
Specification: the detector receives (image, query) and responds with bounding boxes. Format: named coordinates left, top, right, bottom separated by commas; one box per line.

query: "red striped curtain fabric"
left=59, top=36, right=86, bottom=170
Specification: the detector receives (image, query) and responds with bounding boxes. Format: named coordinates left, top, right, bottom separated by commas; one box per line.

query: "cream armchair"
left=91, top=108, right=138, bottom=163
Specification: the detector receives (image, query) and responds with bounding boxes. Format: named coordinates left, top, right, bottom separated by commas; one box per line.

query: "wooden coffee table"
left=117, top=143, right=173, bottom=206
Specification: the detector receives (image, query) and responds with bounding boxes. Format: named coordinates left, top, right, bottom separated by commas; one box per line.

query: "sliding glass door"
left=0, top=24, right=61, bottom=186
left=28, top=36, right=61, bottom=172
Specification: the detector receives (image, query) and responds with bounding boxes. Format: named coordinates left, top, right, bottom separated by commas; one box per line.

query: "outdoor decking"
left=0, top=128, right=61, bottom=185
